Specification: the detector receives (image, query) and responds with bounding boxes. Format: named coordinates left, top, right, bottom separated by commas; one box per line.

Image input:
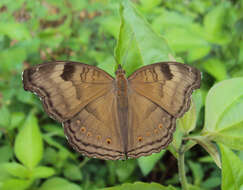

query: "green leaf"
left=151, top=11, right=210, bottom=61
left=14, top=114, right=43, bottom=169
left=98, top=57, right=116, bottom=77
left=0, top=163, right=11, bottom=182
left=16, top=89, right=35, bottom=105
left=177, top=100, right=197, bottom=135
left=0, top=105, right=11, bottom=128
left=0, top=178, right=32, bottom=190
left=188, top=184, right=206, bottom=190
left=164, top=27, right=210, bottom=58
left=42, top=124, right=64, bottom=137
left=203, top=3, right=231, bottom=44
left=202, top=58, right=228, bottom=81
left=43, top=147, right=58, bottom=165
left=151, top=10, right=193, bottom=32
left=193, top=90, right=203, bottom=117
left=203, top=78, right=243, bottom=150
left=188, top=161, right=204, bottom=186
left=63, top=163, right=83, bottom=181
left=0, top=145, right=13, bottom=163
left=101, top=16, right=120, bottom=38
left=115, top=0, right=173, bottom=76
left=198, top=155, right=217, bottom=164
left=106, top=159, right=136, bottom=183
left=42, top=135, right=75, bottom=160
left=10, top=112, right=25, bottom=130
left=138, top=151, right=165, bottom=176
left=220, top=144, right=243, bottom=190
left=39, top=177, right=82, bottom=190
left=2, top=162, right=29, bottom=179
left=0, top=22, right=31, bottom=40
left=101, top=182, right=176, bottom=190
left=33, top=166, right=55, bottom=179
left=68, top=0, right=86, bottom=11
left=187, top=46, right=211, bottom=62
left=115, top=159, right=136, bottom=182
left=139, top=0, right=162, bottom=13
left=187, top=136, right=221, bottom=168
left=171, top=126, right=183, bottom=155
left=202, top=176, right=221, bottom=189
left=0, top=47, right=26, bottom=73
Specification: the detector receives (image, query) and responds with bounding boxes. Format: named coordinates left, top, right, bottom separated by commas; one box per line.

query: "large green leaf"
left=220, top=144, right=243, bottom=190
left=38, top=177, right=82, bottom=190
left=203, top=78, right=243, bottom=150
left=14, top=114, right=43, bottom=169
left=101, top=182, right=176, bottom=190
left=115, top=0, right=173, bottom=76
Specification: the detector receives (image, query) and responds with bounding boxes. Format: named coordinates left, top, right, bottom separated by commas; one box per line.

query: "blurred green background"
left=0, top=0, right=243, bottom=190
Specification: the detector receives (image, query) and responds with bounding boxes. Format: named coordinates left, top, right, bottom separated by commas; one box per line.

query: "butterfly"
left=23, top=61, right=201, bottom=160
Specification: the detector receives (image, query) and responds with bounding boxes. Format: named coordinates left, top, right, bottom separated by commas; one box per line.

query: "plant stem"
left=79, top=157, right=90, bottom=168
left=178, top=145, right=188, bottom=190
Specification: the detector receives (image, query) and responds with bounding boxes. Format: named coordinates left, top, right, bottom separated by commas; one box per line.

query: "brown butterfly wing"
left=23, top=61, right=125, bottom=160
left=127, top=90, right=176, bottom=158
left=63, top=90, right=125, bottom=160
left=128, top=62, right=201, bottom=118
left=23, top=61, right=114, bottom=122
left=127, top=62, right=201, bottom=158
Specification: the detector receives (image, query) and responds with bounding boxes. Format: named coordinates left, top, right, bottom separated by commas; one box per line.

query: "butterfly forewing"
left=128, top=62, right=201, bottom=118
left=23, top=62, right=114, bottom=122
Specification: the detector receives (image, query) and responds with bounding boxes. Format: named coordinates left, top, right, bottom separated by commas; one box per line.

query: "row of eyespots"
left=76, top=119, right=167, bottom=144
left=137, top=123, right=165, bottom=142
left=79, top=125, right=112, bottom=144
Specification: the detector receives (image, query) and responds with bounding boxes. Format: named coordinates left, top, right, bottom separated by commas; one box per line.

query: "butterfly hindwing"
left=127, top=89, right=176, bottom=158
left=63, top=90, right=126, bottom=160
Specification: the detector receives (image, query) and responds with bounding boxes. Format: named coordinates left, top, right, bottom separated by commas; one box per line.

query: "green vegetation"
left=0, top=0, right=243, bottom=190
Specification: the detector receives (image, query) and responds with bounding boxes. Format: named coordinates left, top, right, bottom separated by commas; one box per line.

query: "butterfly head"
left=115, top=64, right=126, bottom=77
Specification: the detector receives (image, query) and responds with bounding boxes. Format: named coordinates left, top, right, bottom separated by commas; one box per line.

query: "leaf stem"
left=79, top=157, right=90, bottom=168
left=178, top=144, right=188, bottom=190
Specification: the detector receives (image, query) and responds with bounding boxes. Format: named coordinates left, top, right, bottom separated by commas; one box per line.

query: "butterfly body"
left=23, top=61, right=201, bottom=160
left=115, top=65, right=128, bottom=108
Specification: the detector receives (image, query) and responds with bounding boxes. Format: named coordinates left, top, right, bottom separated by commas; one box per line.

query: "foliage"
left=0, top=0, right=242, bottom=190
